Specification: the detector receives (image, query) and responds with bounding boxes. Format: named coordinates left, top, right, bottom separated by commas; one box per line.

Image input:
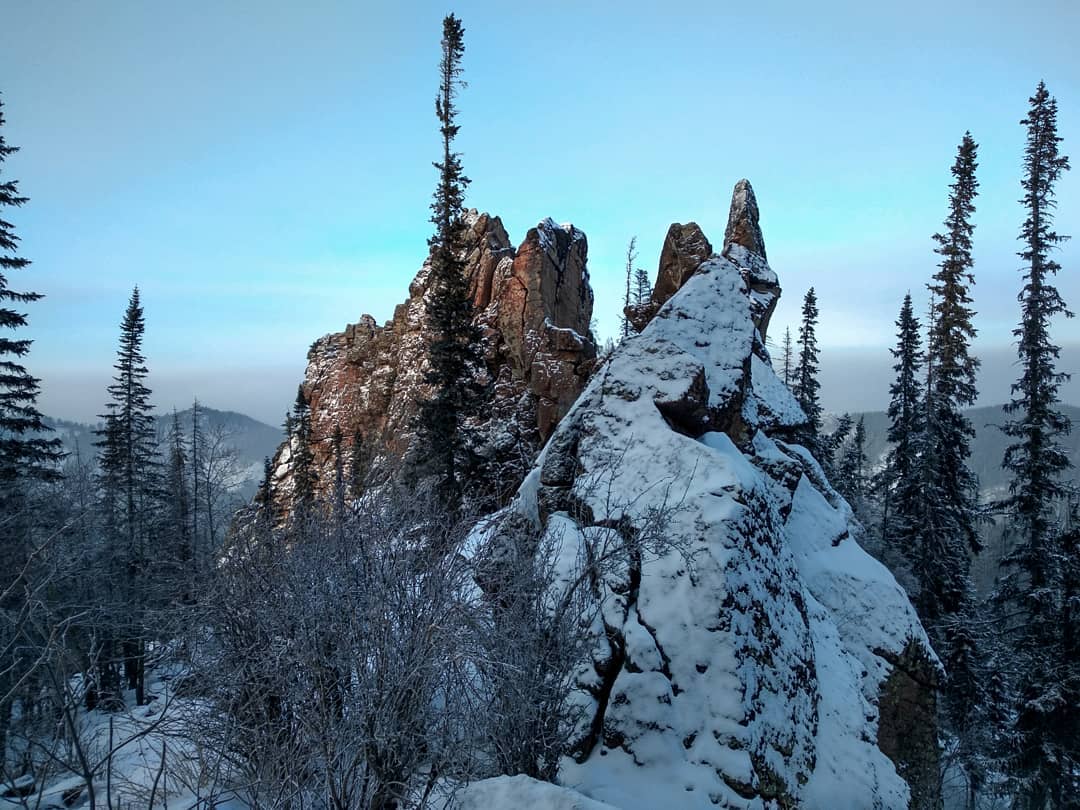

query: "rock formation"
left=270, top=211, right=597, bottom=503
left=485, top=180, right=939, bottom=808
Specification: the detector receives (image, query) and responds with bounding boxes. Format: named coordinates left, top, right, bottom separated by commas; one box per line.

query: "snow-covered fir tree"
left=919, top=134, right=990, bottom=798
left=998, top=80, right=1075, bottom=808
left=926, top=132, right=982, bottom=557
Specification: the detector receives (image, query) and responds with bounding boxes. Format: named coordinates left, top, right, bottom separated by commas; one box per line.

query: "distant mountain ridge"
left=851, top=404, right=1080, bottom=497
left=43, top=406, right=284, bottom=498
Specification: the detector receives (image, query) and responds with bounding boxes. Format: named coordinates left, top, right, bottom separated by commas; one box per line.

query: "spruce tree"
left=882, top=293, right=923, bottom=554
left=190, top=398, right=203, bottom=568
left=95, top=287, right=159, bottom=706
left=836, top=415, right=867, bottom=510
left=164, top=410, right=193, bottom=604
left=633, top=268, right=651, bottom=309
left=999, top=80, right=1074, bottom=807
left=416, top=13, right=483, bottom=511
left=288, top=385, right=316, bottom=518
left=780, top=326, right=794, bottom=388
left=926, top=132, right=982, bottom=555
left=792, top=287, right=822, bottom=453
left=0, top=93, right=61, bottom=488
left=916, top=133, right=988, bottom=797
left=828, top=412, right=854, bottom=476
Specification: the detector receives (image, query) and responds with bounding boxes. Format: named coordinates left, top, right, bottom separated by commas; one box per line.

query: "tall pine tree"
left=917, top=133, right=988, bottom=799
left=416, top=14, right=483, bottom=511
left=792, top=287, right=822, bottom=454
left=96, top=287, right=159, bottom=706
left=0, top=90, right=62, bottom=772
left=926, top=132, right=982, bottom=556
left=164, top=410, right=193, bottom=604
left=998, top=81, right=1074, bottom=808
left=780, top=325, right=794, bottom=388
left=0, top=93, right=60, bottom=489
left=882, top=292, right=923, bottom=555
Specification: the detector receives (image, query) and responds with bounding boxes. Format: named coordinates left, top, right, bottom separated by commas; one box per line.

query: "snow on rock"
left=494, top=180, right=939, bottom=809
left=454, top=775, right=621, bottom=810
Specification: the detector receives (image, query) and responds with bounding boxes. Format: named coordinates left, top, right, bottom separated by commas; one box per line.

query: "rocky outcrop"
left=490, top=180, right=939, bottom=809
left=625, top=177, right=780, bottom=342
left=723, top=177, right=767, bottom=259
left=272, top=211, right=596, bottom=503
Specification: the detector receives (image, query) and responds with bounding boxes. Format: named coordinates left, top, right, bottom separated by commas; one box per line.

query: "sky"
left=2, top=0, right=1078, bottom=425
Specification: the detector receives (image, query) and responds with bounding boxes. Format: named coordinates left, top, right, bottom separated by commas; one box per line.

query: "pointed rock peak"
left=723, top=178, right=767, bottom=260
left=652, top=222, right=714, bottom=308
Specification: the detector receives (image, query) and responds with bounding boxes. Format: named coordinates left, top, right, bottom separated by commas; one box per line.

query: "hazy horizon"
left=35, top=341, right=1080, bottom=428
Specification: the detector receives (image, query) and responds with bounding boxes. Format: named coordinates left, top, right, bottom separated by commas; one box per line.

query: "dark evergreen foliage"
left=836, top=415, right=868, bottom=510
left=780, top=325, right=794, bottom=388
left=827, top=412, right=854, bottom=477
left=633, top=268, right=651, bottom=309
left=881, top=293, right=924, bottom=556
left=415, top=14, right=484, bottom=511
left=792, top=287, right=822, bottom=453
left=0, top=93, right=61, bottom=487
left=998, top=80, right=1074, bottom=807
left=164, top=410, right=194, bottom=603
left=95, top=287, right=159, bottom=706
left=927, top=132, right=982, bottom=556
left=288, top=385, right=316, bottom=516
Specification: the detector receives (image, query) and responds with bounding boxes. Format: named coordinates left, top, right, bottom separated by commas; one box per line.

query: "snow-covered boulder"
left=501, top=180, right=939, bottom=809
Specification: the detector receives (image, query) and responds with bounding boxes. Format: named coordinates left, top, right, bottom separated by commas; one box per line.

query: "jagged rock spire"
left=723, top=178, right=767, bottom=259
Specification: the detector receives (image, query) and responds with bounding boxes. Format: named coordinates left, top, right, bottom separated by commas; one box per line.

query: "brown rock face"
left=274, top=211, right=596, bottom=502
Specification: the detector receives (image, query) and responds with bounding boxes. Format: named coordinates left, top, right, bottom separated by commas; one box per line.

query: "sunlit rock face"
left=269, top=210, right=597, bottom=505
left=494, top=180, right=939, bottom=810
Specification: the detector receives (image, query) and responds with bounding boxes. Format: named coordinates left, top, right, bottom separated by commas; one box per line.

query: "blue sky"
left=2, top=0, right=1078, bottom=423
